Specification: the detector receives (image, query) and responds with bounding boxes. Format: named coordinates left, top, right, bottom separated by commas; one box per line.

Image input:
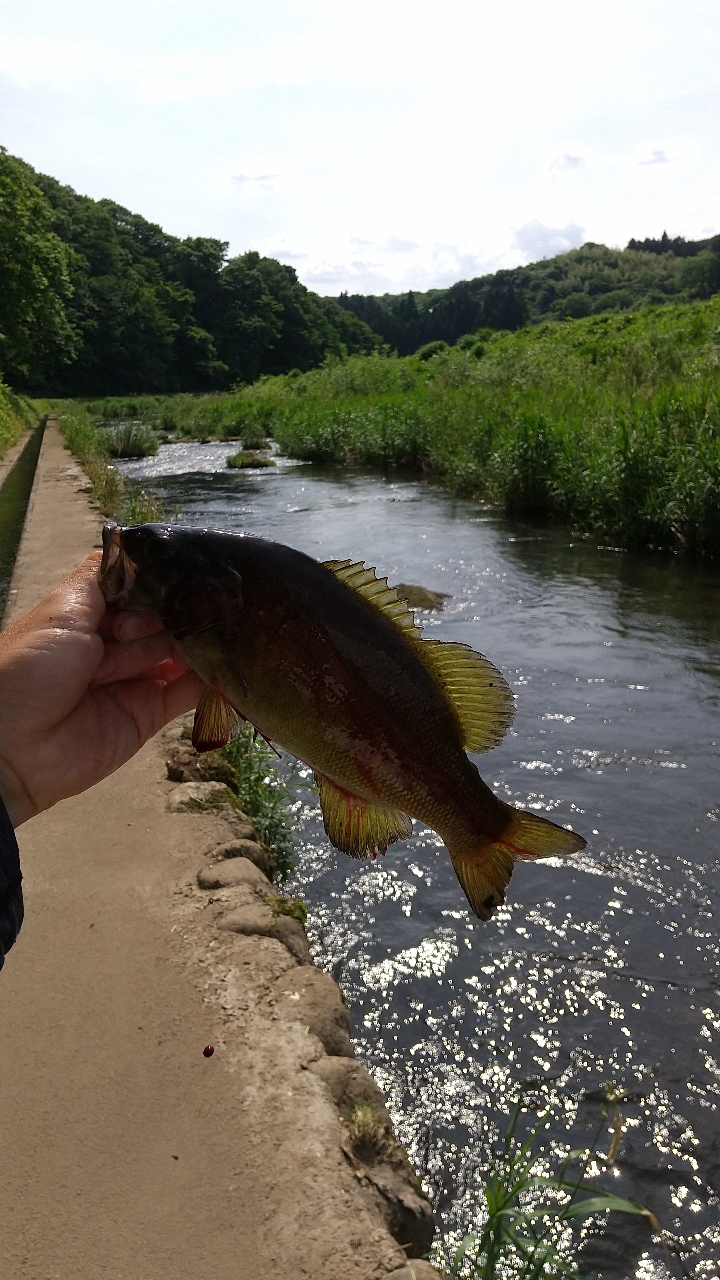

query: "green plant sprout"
left=447, top=1098, right=663, bottom=1280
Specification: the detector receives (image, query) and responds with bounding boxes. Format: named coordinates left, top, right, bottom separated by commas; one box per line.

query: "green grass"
left=120, top=486, right=168, bottom=524
left=226, top=450, right=275, bottom=469
left=50, top=400, right=123, bottom=514
left=104, top=423, right=158, bottom=459
left=80, top=391, right=278, bottom=442
left=0, top=379, right=38, bottom=461
left=262, top=298, right=720, bottom=554
left=51, top=297, right=720, bottom=552
left=219, top=724, right=295, bottom=881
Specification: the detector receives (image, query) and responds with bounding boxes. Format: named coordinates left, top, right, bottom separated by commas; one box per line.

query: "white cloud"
left=550, top=153, right=586, bottom=171
left=0, top=35, right=92, bottom=88
left=512, top=221, right=585, bottom=261
left=1, top=1, right=717, bottom=294
left=639, top=148, right=669, bottom=166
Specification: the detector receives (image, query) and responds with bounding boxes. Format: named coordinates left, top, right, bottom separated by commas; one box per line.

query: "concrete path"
left=0, top=425, right=408, bottom=1280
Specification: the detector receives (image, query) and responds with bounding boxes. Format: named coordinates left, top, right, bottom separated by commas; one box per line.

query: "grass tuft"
left=346, top=1101, right=393, bottom=1162
left=226, top=450, right=275, bottom=469
left=441, top=1100, right=664, bottom=1279
left=104, top=423, right=158, bottom=458
left=263, top=894, right=307, bottom=924
left=120, top=486, right=170, bottom=525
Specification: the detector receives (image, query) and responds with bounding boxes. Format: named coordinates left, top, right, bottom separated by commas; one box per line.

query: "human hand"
left=0, top=552, right=207, bottom=828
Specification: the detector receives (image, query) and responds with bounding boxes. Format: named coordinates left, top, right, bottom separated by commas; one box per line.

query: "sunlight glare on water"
left=120, top=443, right=720, bottom=1278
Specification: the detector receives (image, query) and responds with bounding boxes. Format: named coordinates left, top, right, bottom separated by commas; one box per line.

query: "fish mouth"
left=99, top=522, right=138, bottom=609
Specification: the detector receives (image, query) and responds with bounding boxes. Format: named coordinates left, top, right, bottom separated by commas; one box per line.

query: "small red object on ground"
left=203, top=1044, right=214, bottom=1058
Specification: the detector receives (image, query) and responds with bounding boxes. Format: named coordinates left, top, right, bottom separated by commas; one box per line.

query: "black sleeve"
left=0, top=793, right=23, bottom=973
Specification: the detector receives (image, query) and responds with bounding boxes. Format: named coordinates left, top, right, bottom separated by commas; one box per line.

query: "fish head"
left=99, top=522, right=244, bottom=638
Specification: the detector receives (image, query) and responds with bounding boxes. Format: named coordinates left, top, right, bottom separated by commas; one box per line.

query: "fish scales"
left=99, top=523, right=586, bottom=919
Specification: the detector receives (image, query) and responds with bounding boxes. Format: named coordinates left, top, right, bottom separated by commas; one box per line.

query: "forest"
left=337, top=233, right=720, bottom=354
left=1, top=146, right=718, bottom=397
left=0, top=148, right=378, bottom=396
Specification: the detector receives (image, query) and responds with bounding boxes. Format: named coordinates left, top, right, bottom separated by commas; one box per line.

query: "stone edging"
left=163, top=715, right=443, bottom=1273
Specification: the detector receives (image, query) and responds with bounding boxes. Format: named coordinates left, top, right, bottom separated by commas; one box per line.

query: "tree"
left=0, top=149, right=78, bottom=387
left=1, top=152, right=382, bottom=394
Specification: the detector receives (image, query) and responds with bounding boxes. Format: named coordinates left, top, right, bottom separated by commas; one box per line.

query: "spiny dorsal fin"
left=419, top=639, right=515, bottom=753
left=322, top=559, right=421, bottom=635
left=315, top=773, right=413, bottom=859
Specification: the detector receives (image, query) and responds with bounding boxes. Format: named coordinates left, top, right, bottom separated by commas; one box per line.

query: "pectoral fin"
left=192, top=686, right=243, bottom=753
left=315, top=774, right=412, bottom=859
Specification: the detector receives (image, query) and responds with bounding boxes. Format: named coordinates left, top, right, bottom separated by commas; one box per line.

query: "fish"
left=99, top=522, right=586, bottom=920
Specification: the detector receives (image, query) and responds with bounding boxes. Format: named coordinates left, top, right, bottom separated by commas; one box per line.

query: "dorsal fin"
left=323, top=558, right=514, bottom=752
left=419, top=639, right=515, bottom=752
left=322, top=559, right=422, bottom=634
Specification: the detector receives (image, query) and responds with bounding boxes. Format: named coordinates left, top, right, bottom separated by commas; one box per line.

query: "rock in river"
left=392, top=582, right=450, bottom=610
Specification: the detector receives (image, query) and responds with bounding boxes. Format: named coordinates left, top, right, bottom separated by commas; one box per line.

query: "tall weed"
left=443, top=1101, right=662, bottom=1280
left=220, top=724, right=295, bottom=880
left=52, top=401, right=123, bottom=514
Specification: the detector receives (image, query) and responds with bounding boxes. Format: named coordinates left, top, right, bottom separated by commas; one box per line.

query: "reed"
left=104, top=423, right=158, bottom=459
left=442, top=1101, right=661, bottom=1279
left=262, top=298, right=720, bottom=553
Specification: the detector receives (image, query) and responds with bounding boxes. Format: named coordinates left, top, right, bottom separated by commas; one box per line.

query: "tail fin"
left=450, top=807, right=586, bottom=921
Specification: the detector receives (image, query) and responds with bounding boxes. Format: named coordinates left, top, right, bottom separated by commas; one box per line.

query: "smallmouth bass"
left=99, top=523, right=585, bottom=919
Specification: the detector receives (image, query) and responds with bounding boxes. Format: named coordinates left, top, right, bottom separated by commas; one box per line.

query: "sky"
left=1, top=0, right=718, bottom=295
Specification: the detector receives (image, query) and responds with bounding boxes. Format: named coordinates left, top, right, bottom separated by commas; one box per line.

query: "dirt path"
left=0, top=425, right=417, bottom=1280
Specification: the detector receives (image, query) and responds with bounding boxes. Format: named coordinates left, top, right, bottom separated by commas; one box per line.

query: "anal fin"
left=315, top=774, right=412, bottom=859
left=192, top=686, right=243, bottom=753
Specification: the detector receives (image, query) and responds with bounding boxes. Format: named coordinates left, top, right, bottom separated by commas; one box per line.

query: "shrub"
left=416, top=339, right=450, bottom=360
left=105, top=423, right=158, bottom=458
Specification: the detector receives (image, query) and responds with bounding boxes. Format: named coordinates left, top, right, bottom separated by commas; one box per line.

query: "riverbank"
left=0, top=423, right=437, bottom=1280
left=62, top=294, right=720, bottom=555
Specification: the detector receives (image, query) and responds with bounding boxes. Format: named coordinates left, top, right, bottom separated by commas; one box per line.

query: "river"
left=120, top=441, right=720, bottom=1279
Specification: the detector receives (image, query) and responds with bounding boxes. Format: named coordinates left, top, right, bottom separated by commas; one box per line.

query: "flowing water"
left=121, top=443, right=720, bottom=1278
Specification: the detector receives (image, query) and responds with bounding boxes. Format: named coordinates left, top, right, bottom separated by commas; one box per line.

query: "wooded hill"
left=0, top=149, right=378, bottom=396
left=0, top=146, right=717, bottom=394
left=336, top=234, right=720, bottom=354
